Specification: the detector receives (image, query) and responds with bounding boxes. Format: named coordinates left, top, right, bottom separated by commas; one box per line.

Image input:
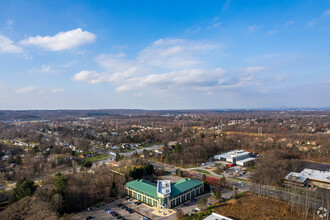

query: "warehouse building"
left=124, top=178, right=204, bottom=209
left=214, top=150, right=255, bottom=166
left=284, top=168, right=330, bottom=190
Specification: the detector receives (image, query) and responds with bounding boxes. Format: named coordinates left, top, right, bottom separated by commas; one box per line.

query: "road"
left=149, top=161, right=327, bottom=209
left=119, top=144, right=164, bottom=156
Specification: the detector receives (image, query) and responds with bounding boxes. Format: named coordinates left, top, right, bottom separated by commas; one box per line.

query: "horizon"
left=1, top=0, right=330, bottom=109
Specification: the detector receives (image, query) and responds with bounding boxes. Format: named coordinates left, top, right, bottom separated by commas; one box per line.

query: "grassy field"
left=193, top=169, right=211, bottom=175
left=85, top=154, right=109, bottom=162
left=214, top=193, right=313, bottom=220
left=184, top=193, right=314, bottom=220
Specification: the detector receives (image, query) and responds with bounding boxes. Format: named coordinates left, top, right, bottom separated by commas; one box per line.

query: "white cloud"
left=40, top=65, right=59, bottom=74
left=222, top=0, right=231, bottom=11
left=16, top=86, right=38, bottom=93
left=244, top=66, right=265, bottom=73
left=0, top=35, right=23, bottom=53
left=265, top=30, right=277, bottom=36
left=307, top=19, right=317, bottom=27
left=115, top=68, right=226, bottom=92
left=20, top=28, right=96, bottom=51
left=60, top=60, right=77, bottom=68
left=207, top=22, right=222, bottom=29
left=48, top=88, right=65, bottom=93
left=72, top=38, right=283, bottom=94
left=138, top=38, right=220, bottom=69
left=248, top=25, right=262, bottom=32
left=324, top=9, right=330, bottom=15
left=6, top=19, right=14, bottom=29
left=285, top=20, right=294, bottom=26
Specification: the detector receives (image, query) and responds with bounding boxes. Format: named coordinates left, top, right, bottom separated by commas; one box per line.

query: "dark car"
left=86, top=216, right=93, bottom=220
left=116, top=215, right=122, bottom=219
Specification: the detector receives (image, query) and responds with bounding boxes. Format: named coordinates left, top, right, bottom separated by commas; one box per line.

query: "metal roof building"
left=214, top=149, right=255, bottom=166
left=125, top=178, right=204, bottom=209
left=284, top=168, right=330, bottom=189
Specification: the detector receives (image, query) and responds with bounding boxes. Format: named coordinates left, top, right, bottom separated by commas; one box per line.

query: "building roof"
left=236, top=157, right=255, bottom=163
left=157, top=180, right=171, bottom=196
left=170, top=178, right=202, bottom=198
left=203, top=212, right=233, bottom=220
left=125, top=179, right=158, bottom=199
left=300, top=168, right=330, bottom=183
left=215, top=150, right=249, bottom=159
left=125, top=178, right=203, bottom=200
left=285, top=168, right=330, bottom=183
left=285, top=172, right=308, bottom=183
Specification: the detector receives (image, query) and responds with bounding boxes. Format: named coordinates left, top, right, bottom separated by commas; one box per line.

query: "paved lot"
left=71, top=198, right=144, bottom=220
left=174, top=193, right=211, bottom=216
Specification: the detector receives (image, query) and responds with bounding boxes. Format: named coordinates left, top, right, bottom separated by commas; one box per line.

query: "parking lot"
left=71, top=198, right=145, bottom=220
left=72, top=192, right=214, bottom=220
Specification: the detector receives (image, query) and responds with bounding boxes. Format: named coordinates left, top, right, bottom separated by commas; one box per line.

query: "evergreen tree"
left=54, top=172, right=68, bottom=193
left=9, top=177, right=37, bottom=204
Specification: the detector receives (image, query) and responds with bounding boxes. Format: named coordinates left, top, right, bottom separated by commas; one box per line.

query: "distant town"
left=0, top=109, right=328, bottom=219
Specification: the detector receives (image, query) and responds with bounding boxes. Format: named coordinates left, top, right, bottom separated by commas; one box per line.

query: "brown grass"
left=214, top=193, right=314, bottom=220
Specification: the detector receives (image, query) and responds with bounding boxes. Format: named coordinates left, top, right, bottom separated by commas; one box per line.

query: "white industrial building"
left=214, top=150, right=255, bottom=166
left=203, top=212, right=233, bottom=220
left=285, top=168, right=330, bottom=190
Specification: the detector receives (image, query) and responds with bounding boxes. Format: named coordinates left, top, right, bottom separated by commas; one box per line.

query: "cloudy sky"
left=0, top=0, right=329, bottom=110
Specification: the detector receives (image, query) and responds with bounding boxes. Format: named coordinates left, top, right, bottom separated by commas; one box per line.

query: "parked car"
left=86, top=216, right=93, bottom=220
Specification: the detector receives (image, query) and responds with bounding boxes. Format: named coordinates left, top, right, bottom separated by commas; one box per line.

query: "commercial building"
left=284, top=168, right=330, bottom=190
left=124, top=178, right=204, bottom=209
left=203, top=212, right=233, bottom=220
left=214, top=150, right=255, bottom=166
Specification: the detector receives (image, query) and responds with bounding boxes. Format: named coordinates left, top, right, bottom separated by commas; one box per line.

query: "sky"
left=0, top=0, right=329, bottom=110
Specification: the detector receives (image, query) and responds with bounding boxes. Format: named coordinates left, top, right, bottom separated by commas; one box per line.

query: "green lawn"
left=85, top=154, right=109, bottom=162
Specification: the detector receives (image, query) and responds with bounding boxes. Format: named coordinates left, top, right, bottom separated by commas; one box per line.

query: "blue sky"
left=0, top=0, right=329, bottom=110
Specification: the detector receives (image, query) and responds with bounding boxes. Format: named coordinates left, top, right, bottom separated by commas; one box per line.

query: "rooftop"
left=285, top=168, right=330, bottom=183
left=170, top=178, right=203, bottom=198
left=285, top=172, right=308, bottom=183
left=125, top=179, right=158, bottom=199
left=125, top=178, right=203, bottom=199
left=203, top=212, right=233, bottom=220
left=300, top=168, right=330, bottom=183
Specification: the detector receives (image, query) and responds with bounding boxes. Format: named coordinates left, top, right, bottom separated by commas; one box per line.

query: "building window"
left=192, top=191, right=195, bottom=197
left=187, top=193, right=190, bottom=200
left=143, top=196, right=146, bottom=202
left=153, top=200, right=158, bottom=207
left=176, top=197, right=180, bottom=205
left=148, top=198, right=152, bottom=205
left=182, top=195, right=185, bottom=202
left=171, top=200, right=175, bottom=208
left=138, top=194, right=141, bottom=200
left=134, top=192, right=137, bottom=198
left=129, top=190, right=132, bottom=196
